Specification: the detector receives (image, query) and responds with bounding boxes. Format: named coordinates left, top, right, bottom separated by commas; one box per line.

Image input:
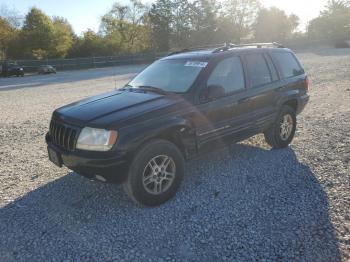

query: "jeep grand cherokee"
left=46, top=43, right=309, bottom=206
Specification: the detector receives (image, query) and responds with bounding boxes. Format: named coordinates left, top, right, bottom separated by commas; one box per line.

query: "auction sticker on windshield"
left=184, top=61, right=208, bottom=67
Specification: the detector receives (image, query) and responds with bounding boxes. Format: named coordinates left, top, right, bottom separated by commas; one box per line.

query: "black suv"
left=46, top=43, right=309, bottom=206
left=1, top=63, right=24, bottom=77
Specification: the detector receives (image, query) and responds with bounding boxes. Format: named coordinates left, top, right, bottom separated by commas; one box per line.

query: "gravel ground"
left=0, top=48, right=349, bottom=261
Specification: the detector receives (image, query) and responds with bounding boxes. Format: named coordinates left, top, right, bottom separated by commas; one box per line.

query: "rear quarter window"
left=272, top=52, right=304, bottom=78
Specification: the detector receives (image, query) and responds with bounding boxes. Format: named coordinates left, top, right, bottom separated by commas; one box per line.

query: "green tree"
left=68, top=29, right=107, bottom=57
left=308, top=0, right=350, bottom=46
left=149, top=0, right=173, bottom=51
left=21, top=8, right=55, bottom=59
left=0, top=17, right=16, bottom=59
left=170, top=0, right=193, bottom=48
left=100, top=0, right=150, bottom=53
left=52, top=17, right=74, bottom=58
left=220, top=0, right=261, bottom=43
left=189, top=0, right=220, bottom=46
left=253, top=7, right=299, bottom=42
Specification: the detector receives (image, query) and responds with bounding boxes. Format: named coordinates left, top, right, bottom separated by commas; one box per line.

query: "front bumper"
left=46, top=140, right=129, bottom=183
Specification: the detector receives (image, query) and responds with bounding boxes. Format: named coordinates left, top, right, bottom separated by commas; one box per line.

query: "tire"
left=123, top=139, right=185, bottom=206
left=264, top=105, right=296, bottom=149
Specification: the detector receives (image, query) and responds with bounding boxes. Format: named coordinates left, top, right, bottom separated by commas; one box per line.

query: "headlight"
left=76, top=127, right=118, bottom=151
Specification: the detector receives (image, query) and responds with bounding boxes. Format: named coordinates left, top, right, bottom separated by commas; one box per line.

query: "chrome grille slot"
left=49, top=121, right=77, bottom=151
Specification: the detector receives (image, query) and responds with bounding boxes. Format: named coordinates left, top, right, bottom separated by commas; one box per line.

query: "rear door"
left=241, top=52, right=282, bottom=130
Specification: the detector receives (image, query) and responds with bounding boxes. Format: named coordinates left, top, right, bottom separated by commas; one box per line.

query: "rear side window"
left=245, top=54, right=272, bottom=88
left=272, top=52, right=304, bottom=78
left=207, top=56, right=245, bottom=94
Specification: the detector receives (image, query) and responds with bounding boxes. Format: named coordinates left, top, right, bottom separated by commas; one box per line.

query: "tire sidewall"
left=126, top=140, right=184, bottom=206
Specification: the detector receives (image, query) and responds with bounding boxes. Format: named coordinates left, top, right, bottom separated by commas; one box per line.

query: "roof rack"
left=167, top=42, right=285, bottom=56
left=167, top=43, right=225, bottom=56
left=212, top=42, right=284, bottom=53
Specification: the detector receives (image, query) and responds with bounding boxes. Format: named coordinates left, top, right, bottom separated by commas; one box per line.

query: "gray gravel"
left=0, top=48, right=349, bottom=261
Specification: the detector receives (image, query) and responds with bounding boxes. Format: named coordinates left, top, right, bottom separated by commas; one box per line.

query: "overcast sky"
left=0, top=0, right=329, bottom=34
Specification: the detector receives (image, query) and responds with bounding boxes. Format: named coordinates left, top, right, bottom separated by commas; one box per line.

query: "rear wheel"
left=264, top=105, right=296, bottom=149
left=123, top=139, right=184, bottom=206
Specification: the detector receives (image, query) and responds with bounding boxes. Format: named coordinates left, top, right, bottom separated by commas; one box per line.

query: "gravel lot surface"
left=0, top=48, right=349, bottom=261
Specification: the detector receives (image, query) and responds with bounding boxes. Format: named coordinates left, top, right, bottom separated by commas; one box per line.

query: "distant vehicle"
left=38, top=65, right=56, bottom=74
left=46, top=42, right=309, bottom=206
left=9, top=66, right=25, bottom=77
left=1, top=63, right=24, bottom=77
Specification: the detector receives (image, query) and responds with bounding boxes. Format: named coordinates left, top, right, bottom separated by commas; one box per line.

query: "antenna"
left=113, top=57, right=117, bottom=90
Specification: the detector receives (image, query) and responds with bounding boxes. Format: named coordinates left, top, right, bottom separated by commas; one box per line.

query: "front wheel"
left=264, top=105, right=296, bottom=149
left=123, top=139, right=185, bottom=206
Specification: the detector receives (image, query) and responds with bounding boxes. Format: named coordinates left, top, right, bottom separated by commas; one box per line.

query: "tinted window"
left=207, top=56, right=245, bottom=94
left=245, top=54, right=272, bottom=88
left=272, top=52, right=304, bottom=78
left=265, top=54, right=279, bottom=82
left=129, top=59, right=205, bottom=93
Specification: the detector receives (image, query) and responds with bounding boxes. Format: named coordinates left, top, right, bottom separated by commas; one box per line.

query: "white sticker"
left=184, top=61, right=208, bottom=68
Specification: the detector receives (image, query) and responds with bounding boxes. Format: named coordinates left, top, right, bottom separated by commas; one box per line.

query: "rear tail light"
left=303, top=76, right=310, bottom=91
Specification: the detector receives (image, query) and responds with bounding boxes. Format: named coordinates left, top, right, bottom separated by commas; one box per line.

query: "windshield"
left=128, top=59, right=207, bottom=93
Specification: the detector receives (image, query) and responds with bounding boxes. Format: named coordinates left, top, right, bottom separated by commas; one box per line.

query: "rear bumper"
left=297, top=94, right=309, bottom=114
left=46, top=140, right=129, bottom=183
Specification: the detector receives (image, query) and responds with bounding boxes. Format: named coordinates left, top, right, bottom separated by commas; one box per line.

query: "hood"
left=54, top=89, right=180, bottom=127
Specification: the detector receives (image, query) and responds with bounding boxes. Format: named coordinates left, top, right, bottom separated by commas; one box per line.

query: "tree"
left=220, top=0, right=260, bottom=43
left=189, top=0, right=220, bottom=46
left=68, top=29, right=105, bottom=57
left=170, top=0, right=193, bottom=48
left=20, top=8, right=55, bottom=59
left=308, top=0, right=350, bottom=46
left=0, top=18, right=15, bottom=59
left=52, top=17, right=74, bottom=58
left=149, top=0, right=173, bottom=51
left=253, top=7, right=299, bottom=42
left=0, top=4, right=22, bottom=28
left=100, top=0, right=150, bottom=53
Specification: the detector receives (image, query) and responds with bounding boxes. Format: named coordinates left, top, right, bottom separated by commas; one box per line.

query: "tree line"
left=0, top=0, right=349, bottom=60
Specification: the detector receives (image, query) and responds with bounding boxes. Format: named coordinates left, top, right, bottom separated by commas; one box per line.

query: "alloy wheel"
left=142, top=155, right=176, bottom=195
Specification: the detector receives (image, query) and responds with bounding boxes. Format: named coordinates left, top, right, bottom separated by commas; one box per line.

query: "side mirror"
left=207, top=84, right=225, bottom=100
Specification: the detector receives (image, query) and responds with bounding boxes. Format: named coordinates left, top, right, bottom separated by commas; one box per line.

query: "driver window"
left=207, top=56, right=245, bottom=94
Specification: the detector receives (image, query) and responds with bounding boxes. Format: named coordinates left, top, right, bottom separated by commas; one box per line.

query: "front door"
left=194, top=56, right=250, bottom=147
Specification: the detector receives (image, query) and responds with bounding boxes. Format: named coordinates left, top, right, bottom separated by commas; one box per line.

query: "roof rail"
left=212, top=43, right=237, bottom=53
left=234, top=42, right=284, bottom=48
left=167, top=42, right=285, bottom=56
left=167, top=43, right=225, bottom=56
left=212, top=42, right=285, bottom=53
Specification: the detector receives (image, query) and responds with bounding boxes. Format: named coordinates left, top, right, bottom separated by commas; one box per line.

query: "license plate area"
left=48, top=147, right=63, bottom=167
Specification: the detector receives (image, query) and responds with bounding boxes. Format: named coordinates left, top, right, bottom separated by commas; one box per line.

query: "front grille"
left=49, top=121, right=77, bottom=151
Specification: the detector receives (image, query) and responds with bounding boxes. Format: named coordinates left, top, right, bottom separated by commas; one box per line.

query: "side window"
left=265, top=54, right=279, bottom=82
left=271, top=52, right=304, bottom=78
left=245, top=54, right=272, bottom=88
left=207, top=56, right=245, bottom=94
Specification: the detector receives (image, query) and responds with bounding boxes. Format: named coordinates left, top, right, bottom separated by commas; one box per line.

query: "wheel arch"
left=282, top=98, right=298, bottom=112
left=121, top=117, right=197, bottom=161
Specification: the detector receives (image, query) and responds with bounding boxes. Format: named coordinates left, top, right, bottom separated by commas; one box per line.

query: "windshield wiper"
left=134, top=85, right=169, bottom=94
left=120, top=84, right=169, bottom=94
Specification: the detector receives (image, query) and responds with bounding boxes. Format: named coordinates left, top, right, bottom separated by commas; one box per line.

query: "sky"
left=0, top=0, right=329, bottom=34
